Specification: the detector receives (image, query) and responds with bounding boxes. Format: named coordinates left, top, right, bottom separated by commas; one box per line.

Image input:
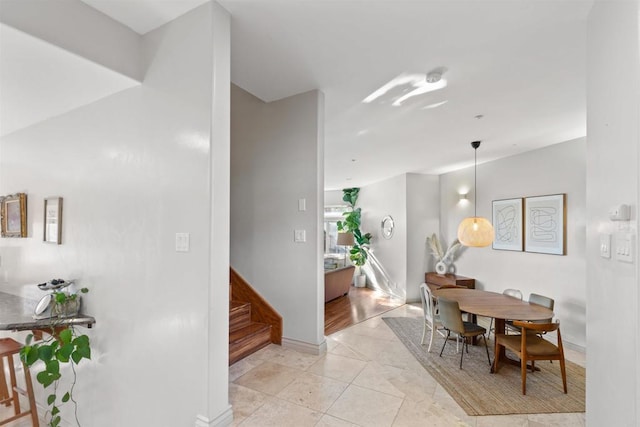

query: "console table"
left=425, top=272, right=475, bottom=292
left=0, top=291, right=95, bottom=332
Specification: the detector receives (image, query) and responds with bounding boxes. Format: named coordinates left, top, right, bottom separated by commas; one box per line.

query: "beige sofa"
left=324, top=265, right=355, bottom=302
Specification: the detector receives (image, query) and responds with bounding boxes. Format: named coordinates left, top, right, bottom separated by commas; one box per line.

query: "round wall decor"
left=381, top=215, right=395, bottom=239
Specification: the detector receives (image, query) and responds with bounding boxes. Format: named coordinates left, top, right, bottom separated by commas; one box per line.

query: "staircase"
left=229, top=268, right=283, bottom=365
left=229, top=300, right=272, bottom=365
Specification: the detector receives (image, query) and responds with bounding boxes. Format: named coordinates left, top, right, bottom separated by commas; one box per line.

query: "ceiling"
left=1, top=0, right=593, bottom=190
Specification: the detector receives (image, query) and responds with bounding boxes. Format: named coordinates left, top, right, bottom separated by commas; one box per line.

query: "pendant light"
left=457, top=141, right=494, bottom=247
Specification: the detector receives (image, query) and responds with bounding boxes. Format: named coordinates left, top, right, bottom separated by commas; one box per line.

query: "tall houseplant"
left=337, top=188, right=372, bottom=286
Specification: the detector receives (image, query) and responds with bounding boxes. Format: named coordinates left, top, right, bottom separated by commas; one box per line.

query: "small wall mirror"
left=381, top=215, right=394, bottom=239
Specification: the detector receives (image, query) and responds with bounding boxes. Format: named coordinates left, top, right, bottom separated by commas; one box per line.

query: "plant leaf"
left=46, top=359, right=60, bottom=376
left=57, top=343, right=74, bottom=362
left=62, top=392, right=70, bottom=403
left=73, top=334, right=89, bottom=345
left=59, top=328, right=73, bottom=345
left=47, top=394, right=56, bottom=405
left=38, top=345, right=53, bottom=362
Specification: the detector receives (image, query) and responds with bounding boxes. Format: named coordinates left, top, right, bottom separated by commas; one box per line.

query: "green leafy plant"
left=20, top=288, right=91, bottom=427
left=337, top=188, right=372, bottom=267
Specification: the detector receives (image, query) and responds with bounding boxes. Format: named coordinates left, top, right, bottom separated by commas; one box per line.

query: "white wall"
left=586, top=2, right=639, bottom=425
left=406, top=173, right=440, bottom=301
left=0, top=3, right=232, bottom=426
left=230, top=85, right=326, bottom=350
left=360, top=174, right=408, bottom=299
left=356, top=173, right=439, bottom=302
left=439, top=139, right=587, bottom=349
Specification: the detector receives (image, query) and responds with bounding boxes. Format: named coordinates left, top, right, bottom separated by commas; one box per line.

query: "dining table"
left=432, top=288, right=554, bottom=371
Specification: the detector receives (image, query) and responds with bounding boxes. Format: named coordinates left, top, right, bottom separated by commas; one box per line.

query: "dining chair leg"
left=459, top=334, right=464, bottom=369
left=428, top=322, right=436, bottom=352
left=559, top=357, right=568, bottom=393
left=439, top=330, right=450, bottom=358
left=521, top=354, right=528, bottom=395
left=420, top=320, right=427, bottom=345
left=482, top=334, right=491, bottom=367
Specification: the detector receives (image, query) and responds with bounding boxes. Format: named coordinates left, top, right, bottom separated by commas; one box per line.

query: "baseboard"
left=563, top=339, right=586, bottom=353
left=282, top=337, right=327, bottom=355
left=195, top=405, right=233, bottom=427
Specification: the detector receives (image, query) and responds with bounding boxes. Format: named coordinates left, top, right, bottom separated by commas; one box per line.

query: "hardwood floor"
left=324, top=285, right=404, bottom=336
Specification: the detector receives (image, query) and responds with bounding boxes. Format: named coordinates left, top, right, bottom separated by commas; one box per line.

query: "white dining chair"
left=419, top=283, right=450, bottom=352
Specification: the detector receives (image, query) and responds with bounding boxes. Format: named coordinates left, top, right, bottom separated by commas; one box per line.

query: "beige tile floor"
left=1, top=303, right=586, bottom=426
left=230, top=303, right=586, bottom=427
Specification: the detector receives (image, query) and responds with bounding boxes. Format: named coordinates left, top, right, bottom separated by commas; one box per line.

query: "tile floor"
left=1, top=303, right=586, bottom=426
left=230, top=303, right=586, bottom=427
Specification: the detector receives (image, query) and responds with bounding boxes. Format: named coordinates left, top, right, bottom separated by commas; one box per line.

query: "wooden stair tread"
left=230, top=300, right=248, bottom=310
left=229, top=322, right=272, bottom=365
left=229, top=322, right=271, bottom=343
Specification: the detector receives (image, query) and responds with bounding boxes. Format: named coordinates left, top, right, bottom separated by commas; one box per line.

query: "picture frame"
left=492, top=198, right=523, bottom=251
left=524, top=194, right=566, bottom=255
left=1, top=193, right=27, bottom=238
left=43, top=197, right=63, bottom=244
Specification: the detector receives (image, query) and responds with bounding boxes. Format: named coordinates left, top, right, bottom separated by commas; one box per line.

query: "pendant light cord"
left=470, top=140, right=481, bottom=219
left=474, top=145, right=477, bottom=218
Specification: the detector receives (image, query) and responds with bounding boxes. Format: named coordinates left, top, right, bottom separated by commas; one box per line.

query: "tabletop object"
left=0, top=291, right=95, bottom=332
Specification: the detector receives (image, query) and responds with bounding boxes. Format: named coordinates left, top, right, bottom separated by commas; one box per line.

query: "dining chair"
left=437, top=297, right=491, bottom=369
left=506, top=292, right=554, bottom=334
left=419, top=283, right=449, bottom=352
left=493, top=320, right=567, bottom=395
left=489, top=288, right=523, bottom=337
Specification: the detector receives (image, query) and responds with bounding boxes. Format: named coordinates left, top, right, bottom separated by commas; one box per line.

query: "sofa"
left=324, top=265, right=355, bottom=302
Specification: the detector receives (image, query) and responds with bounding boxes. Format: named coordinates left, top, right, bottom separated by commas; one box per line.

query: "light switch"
left=600, top=233, right=611, bottom=259
left=294, top=229, right=306, bottom=243
left=298, top=198, right=306, bottom=211
left=175, top=233, right=190, bottom=252
left=615, top=232, right=634, bottom=263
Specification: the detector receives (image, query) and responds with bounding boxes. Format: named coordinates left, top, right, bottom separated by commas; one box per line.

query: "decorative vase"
left=435, top=261, right=447, bottom=275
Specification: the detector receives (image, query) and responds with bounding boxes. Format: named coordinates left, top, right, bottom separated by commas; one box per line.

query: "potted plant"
left=21, top=288, right=91, bottom=427
left=337, top=188, right=372, bottom=287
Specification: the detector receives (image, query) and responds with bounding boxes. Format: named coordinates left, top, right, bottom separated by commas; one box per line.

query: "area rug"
left=382, top=317, right=585, bottom=416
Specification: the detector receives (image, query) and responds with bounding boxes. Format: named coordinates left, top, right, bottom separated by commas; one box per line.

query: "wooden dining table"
left=432, top=288, right=554, bottom=371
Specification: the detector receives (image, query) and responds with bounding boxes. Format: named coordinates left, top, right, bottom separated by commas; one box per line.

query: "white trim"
left=282, top=337, right=327, bottom=355
left=563, top=340, right=586, bottom=354
left=195, top=406, right=233, bottom=427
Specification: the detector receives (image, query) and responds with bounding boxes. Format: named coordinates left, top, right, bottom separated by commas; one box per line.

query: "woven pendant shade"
left=457, top=140, right=494, bottom=247
left=457, top=216, right=494, bottom=247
